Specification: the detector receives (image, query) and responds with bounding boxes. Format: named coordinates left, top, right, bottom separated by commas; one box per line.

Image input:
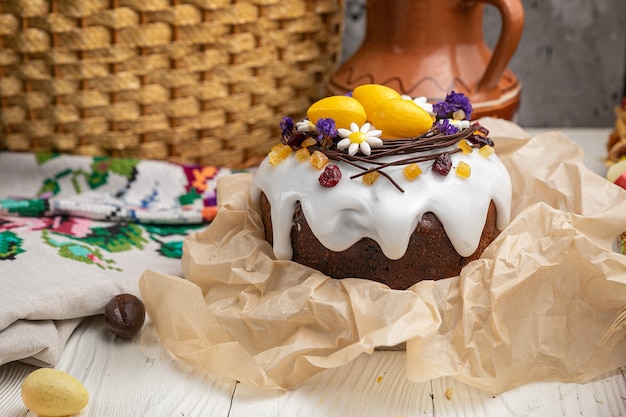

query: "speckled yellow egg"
left=372, top=98, right=433, bottom=139
left=306, top=95, right=366, bottom=129
left=607, top=157, right=626, bottom=183
left=21, top=368, right=89, bottom=417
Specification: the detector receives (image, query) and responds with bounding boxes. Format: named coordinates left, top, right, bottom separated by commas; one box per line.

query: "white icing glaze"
left=251, top=146, right=512, bottom=261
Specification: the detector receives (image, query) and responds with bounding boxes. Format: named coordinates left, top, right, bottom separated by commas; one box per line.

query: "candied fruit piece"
left=295, top=147, right=310, bottom=162
left=319, top=165, right=342, bottom=187
left=458, top=139, right=472, bottom=154
left=301, top=138, right=317, bottom=148
left=403, top=163, right=423, bottom=181
left=433, top=152, right=452, bottom=176
left=479, top=145, right=495, bottom=158
left=310, top=150, right=329, bottom=170
left=456, top=161, right=471, bottom=178
left=268, top=144, right=292, bottom=165
left=362, top=170, right=379, bottom=185
left=268, top=151, right=282, bottom=166
left=272, top=143, right=292, bottom=158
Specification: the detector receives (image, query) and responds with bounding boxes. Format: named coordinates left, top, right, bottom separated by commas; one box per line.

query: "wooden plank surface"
left=1, top=315, right=624, bottom=417
left=1, top=128, right=625, bottom=417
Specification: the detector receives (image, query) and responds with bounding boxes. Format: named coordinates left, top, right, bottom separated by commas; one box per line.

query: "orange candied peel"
left=455, top=161, right=471, bottom=178
left=478, top=145, right=495, bottom=158
left=362, top=170, right=379, bottom=185
left=310, top=150, right=329, bottom=170
left=458, top=139, right=472, bottom=154
left=301, top=138, right=317, bottom=148
left=295, top=147, right=310, bottom=162
left=403, top=163, right=423, bottom=181
left=268, top=143, right=292, bottom=165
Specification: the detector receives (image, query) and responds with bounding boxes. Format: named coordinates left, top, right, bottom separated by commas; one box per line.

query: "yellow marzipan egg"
left=21, top=368, right=89, bottom=417
left=352, top=84, right=402, bottom=122
left=307, top=96, right=366, bottom=129
left=373, top=98, right=433, bottom=139
left=607, top=157, right=626, bottom=183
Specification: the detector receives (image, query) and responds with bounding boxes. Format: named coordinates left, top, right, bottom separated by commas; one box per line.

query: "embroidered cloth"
left=0, top=151, right=236, bottom=366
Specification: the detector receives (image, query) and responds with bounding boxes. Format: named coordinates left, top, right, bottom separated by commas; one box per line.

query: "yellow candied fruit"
left=456, top=161, right=471, bottom=178
left=272, top=143, right=292, bottom=158
left=268, top=151, right=282, bottom=165
left=458, top=139, right=472, bottom=154
left=362, top=170, right=379, bottom=185
left=478, top=145, right=495, bottom=158
left=310, top=150, right=329, bottom=170
left=301, top=138, right=317, bottom=148
left=295, top=147, right=310, bottom=162
left=403, top=163, right=423, bottom=181
left=268, top=144, right=292, bottom=165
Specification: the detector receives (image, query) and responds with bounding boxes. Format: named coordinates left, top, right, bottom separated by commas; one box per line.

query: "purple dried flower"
left=435, top=119, right=459, bottom=135
left=433, top=101, right=451, bottom=119
left=316, top=117, right=338, bottom=148
left=316, top=118, right=338, bottom=139
left=279, top=116, right=294, bottom=138
left=433, top=91, right=473, bottom=120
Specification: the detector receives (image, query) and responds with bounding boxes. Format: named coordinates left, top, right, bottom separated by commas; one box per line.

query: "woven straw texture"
left=0, top=0, right=344, bottom=166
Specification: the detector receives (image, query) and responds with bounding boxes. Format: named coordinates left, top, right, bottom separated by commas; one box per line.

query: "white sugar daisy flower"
left=449, top=118, right=471, bottom=129
left=337, top=122, right=383, bottom=156
left=401, top=94, right=434, bottom=115
left=296, top=119, right=317, bottom=133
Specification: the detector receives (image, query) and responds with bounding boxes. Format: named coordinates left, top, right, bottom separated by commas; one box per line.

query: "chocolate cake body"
left=260, top=193, right=500, bottom=289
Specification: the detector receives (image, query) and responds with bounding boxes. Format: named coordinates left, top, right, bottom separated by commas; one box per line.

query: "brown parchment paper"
left=139, top=118, right=626, bottom=393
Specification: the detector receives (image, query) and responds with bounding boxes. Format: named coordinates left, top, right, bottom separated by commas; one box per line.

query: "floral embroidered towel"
left=0, top=152, right=234, bottom=367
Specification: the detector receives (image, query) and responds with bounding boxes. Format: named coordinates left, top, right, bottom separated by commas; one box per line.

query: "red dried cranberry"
left=319, top=165, right=342, bottom=187
left=467, top=135, right=494, bottom=148
left=472, top=122, right=490, bottom=137
left=467, top=123, right=494, bottom=147
left=432, top=152, right=452, bottom=176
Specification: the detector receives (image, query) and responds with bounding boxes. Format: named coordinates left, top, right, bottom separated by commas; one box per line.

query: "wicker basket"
left=0, top=0, right=344, bottom=166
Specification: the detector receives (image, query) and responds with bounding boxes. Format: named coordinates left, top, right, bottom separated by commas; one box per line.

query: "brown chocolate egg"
left=104, top=294, right=145, bottom=339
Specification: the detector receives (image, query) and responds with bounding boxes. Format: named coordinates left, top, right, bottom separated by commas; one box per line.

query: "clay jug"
left=328, top=0, right=524, bottom=120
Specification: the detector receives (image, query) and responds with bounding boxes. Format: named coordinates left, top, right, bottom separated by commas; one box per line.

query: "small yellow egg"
left=307, top=96, right=366, bottom=129
left=21, top=368, right=89, bottom=417
left=352, top=84, right=402, bottom=122
left=373, top=98, right=433, bottom=139
left=607, top=157, right=626, bottom=183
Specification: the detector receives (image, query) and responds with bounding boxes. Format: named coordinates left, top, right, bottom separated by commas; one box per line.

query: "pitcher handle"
left=474, top=0, right=524, bottom=95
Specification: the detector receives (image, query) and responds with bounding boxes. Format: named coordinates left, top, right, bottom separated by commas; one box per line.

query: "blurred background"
left=342, top=0, right=626, bottom=128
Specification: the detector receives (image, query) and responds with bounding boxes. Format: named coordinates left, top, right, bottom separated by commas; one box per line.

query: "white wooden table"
left=1, top=128, right=625, bottom=417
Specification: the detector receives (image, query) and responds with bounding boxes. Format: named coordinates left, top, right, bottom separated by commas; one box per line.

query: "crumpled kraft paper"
left=139, top=118, right=626, bottom=392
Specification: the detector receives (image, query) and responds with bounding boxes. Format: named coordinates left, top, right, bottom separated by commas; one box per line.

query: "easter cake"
left=251, top=85, right=512, bottom=290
